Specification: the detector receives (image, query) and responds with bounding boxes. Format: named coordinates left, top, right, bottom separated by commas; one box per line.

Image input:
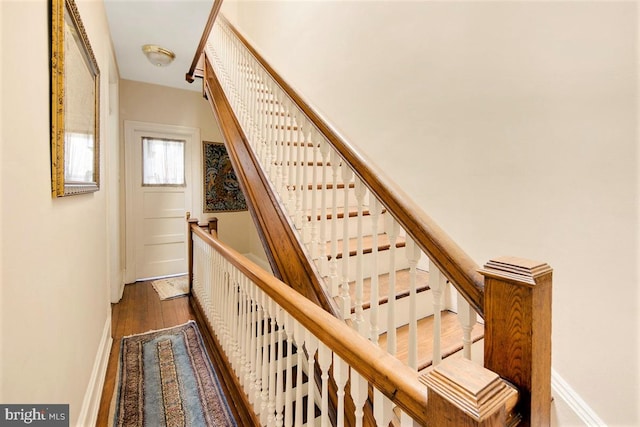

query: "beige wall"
left=119, top=79, right=259, bottom=256
left=226, top=1, right=639, bottom=425
left=1, top=0, right=114, bottom=423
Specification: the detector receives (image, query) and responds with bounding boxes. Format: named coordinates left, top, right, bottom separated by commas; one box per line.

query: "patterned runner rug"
left=113, top=321, right=236, bottom=427
left=151, top=275, right=189, bottom=300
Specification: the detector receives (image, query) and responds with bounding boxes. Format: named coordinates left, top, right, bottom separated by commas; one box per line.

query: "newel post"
left=480, top=256, right=553, bottom=427
left=208, top=217, right=219, bottom=236
left=186, top=212, right=199, bottom=294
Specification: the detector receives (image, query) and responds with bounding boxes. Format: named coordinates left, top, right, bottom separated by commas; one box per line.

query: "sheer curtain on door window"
left=142, top=137, right=185, bottom=186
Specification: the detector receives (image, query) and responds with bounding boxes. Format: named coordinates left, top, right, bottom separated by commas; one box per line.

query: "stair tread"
left=378, top=310, right=484, bottom=372
left=328, top=233, right=406, bottom=260
left=275, top=140, right=314, bottom=147
left=306, top=205, right=387, bottom=221
left=291, top=182, right=355, bottom=193
left=344, top=268, right=430, bottom=311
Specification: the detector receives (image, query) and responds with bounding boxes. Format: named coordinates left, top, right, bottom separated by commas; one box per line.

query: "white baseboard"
left=552, top=369, right=606, bottom=426
left=77, top=316, right=113, bottom=427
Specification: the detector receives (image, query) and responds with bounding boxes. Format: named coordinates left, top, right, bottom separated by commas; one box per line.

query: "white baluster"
left=317, top=140, right=330, bottom=277
left=293, top=110, right=304, bottom=229
left=283, top=313, right=294, bottom=427
left=317, top=342, right=332, bottom=427
left=332, top=355, right=348, bottom=427
left=275, top=307, right=285, bottom=427
left=340, top=164, right=354, bottom=320
left=369, top=197, right=383, bottom=344
left=293, top=322, right=304, bottom=427
left=406, top=236, right=421, bottom=370
left=386, top=218, right=400, bottom=355
left=281, top=98, right=293, bottom=209
left=273, top=88, right=284, bottom=194
left=304, top=330, right=318, bottom=427
left=260, top=290, right=271, bottom=425
left=429, top=261, right=446, bottom=367
left=457, top=292, right=477, bottom=360
left=231, top=270, right=240, bottom=373
left=309, top=129, right=321, bottom=260
left=351, top=370, right=368, bottom=427
left=258, top=69, right=270, bottom=166
left=268, top=299, right=278, bottom=426
left=328, top=150, right=341, bottom=297
left=285, top=100, right=298, bottom=213
left=249, top=286, right=259, bottom=409
left=354, top=177, right=367, bottom=335
left=374, top=389, right=394, bottom=427
left=268, top=81, right=278, bottom=183
left=252, top=65, right=262, bottom=154
left=239, top=276, right=249, bottom=390
left=300, top=121, right=312, bottom=243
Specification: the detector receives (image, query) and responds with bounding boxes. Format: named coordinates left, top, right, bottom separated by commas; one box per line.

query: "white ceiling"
left=104, top=0, right=214, bottom=92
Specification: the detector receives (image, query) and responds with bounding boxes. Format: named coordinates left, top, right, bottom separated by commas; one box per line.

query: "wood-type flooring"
left=95, top=281, right=240, bottom=426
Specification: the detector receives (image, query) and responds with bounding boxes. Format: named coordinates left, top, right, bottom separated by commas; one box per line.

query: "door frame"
left=124, top=120, right=200, bottom=284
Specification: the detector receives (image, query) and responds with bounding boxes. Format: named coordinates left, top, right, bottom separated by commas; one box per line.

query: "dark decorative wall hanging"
left=203, top=141, right=247, bottom=212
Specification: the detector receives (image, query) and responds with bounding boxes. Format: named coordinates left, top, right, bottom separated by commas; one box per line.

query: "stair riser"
left=299, top=186, right=360, bottom=211
left=358, top=288, right=435, bottom=336
left=284, top=164, right=350, bottom=186
left=333, top=245, right=410, bottom=283
left=318, top=210, right=387, bottom=241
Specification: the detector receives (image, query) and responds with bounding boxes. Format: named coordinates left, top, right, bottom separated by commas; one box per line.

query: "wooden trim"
left=207, top=217, right=218, bottom=236
left=422, top=357, right=519, bottom=426
left=190, top=295, right=261, bottom=426
left=202, top=57, right=338, bottom=316
left=190, top=223, right=430, bottom=425
left=185, top=0, right=224, bottom=83
left=217, top=15, right=485, bottom=316
left=480, top=256, right=553, bottom=427
left=186, top=212, right=198, bottom=294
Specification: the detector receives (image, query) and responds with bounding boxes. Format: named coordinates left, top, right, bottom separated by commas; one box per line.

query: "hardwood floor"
left=95, top=281, right=198, bottom=426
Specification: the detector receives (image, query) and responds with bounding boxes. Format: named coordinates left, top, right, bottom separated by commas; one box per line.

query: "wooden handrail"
left=185, top=0, right=224, bottom=83
left=190, top=223, right=431, bottom=424
left=217, top=15, right=485, bottom=316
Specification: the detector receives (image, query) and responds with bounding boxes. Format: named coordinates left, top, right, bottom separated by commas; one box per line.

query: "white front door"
left=125, top=121, right=199, bottom=282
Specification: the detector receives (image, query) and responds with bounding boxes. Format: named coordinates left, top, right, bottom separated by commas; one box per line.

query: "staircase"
left=208, top=18, right=485, bottom=377
left=187, top=7, right=553, bottom=427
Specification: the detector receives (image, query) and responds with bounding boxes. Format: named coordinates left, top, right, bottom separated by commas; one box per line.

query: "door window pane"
left=142, top=137, right=185, bottom=186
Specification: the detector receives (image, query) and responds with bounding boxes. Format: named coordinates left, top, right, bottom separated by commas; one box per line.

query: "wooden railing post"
left=186, top=212, right=199, bottom=294
left=422, top=357, right=518, bottom=427
left=208, top=217, right=219, bottom=236
left=480, top=256, right=553, bottom=427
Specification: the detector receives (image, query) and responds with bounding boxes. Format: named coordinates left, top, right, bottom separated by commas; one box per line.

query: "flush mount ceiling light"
left=142, top=44, right=176, bottom=67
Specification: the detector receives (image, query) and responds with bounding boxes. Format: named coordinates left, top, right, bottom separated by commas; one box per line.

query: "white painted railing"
left=205, top=15, right=481, bottom=376
left=191, top=225, right=429, bottom=426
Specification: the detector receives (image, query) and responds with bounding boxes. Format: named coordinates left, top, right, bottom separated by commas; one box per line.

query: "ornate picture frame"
left=51, top=0, right=100, bottom=197
left=203, top=141, right=247, bottom=212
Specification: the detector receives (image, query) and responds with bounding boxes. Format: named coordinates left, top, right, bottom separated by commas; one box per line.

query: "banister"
left=185, top=0, right=224, bottom=83
left=190, top=222, right=431, bottom=424
left=195, top=14, right=553, bottom=423
left=216, top=15, right=485, bottom=316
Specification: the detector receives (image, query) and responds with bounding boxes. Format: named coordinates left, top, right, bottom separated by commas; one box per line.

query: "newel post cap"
left=479, top=256, right=552, bottom=287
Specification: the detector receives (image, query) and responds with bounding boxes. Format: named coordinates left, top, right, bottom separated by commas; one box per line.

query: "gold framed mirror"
left=51, top=0, right=100, bottom=197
